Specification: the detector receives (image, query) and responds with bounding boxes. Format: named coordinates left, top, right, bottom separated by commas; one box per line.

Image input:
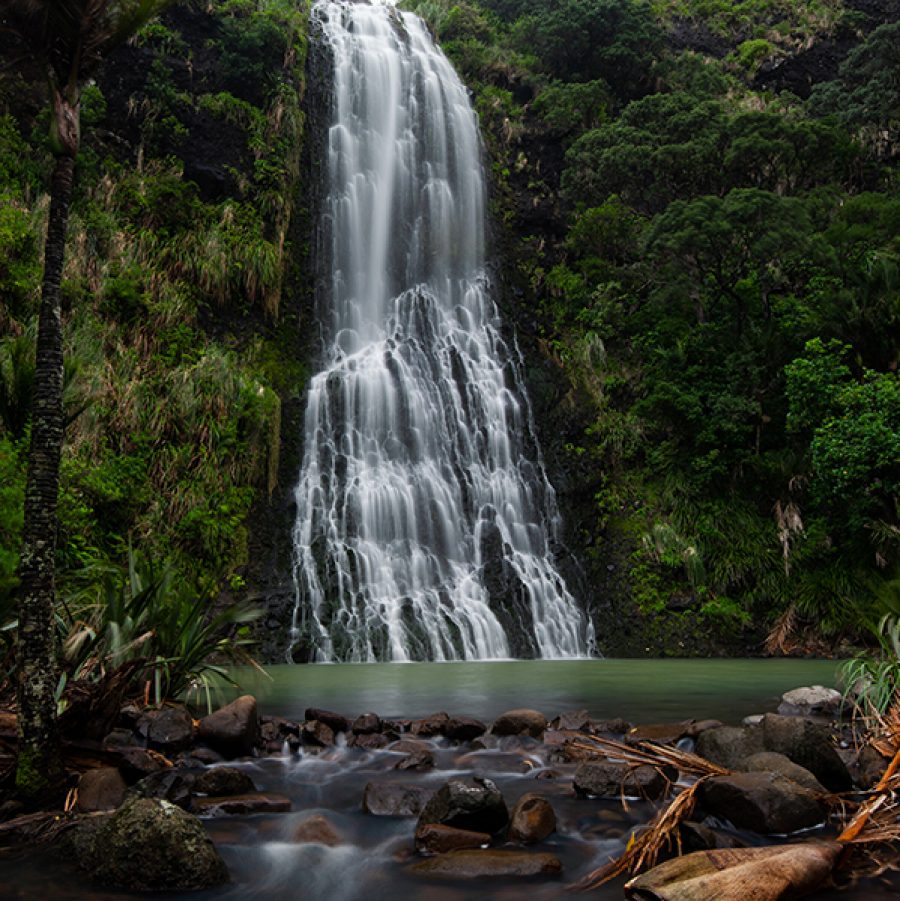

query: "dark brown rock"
left=349, top=731, right=389, bottom=750
left=363, top=782, right=432, bottom=817
left=592, top=718, right=632, bottom=734
left=293, top=814, right=343, bottom=846
left=678, top=820, right=746, bottom=852
left=684, top=719, right=725, bottom=738
left=409, top=849, right=562, bottom=879
left=103, top=728, right=139, bottom=749
left=738, top=752, right=825, bottom=793
left=305, top=708, right=350, bottom=734
left=127, top=770, right=195, bottom=810
left=352, top=712, right=382, bottom=734
left=417, top=778, right=509, bottom=835
left=549, top=710, right=592, bottom=732
left=627, top=722, right=691, bottom=745
left=695, top=725, right=765, bottom=770
left=144, top=705, right=194, bottom=753
left=574, top=760, right=670, bottom=800
left=444, top=716, right=487, bottom=742
left=192, top=792, right=292, bottom=816
left=855, top=745, right=889, bottom=789
left=194, top=767, right=256, bottom=797
left=76, top=768, right=127, bottom=813
left=389, top=739, right=432, bottom=754
left=395, top=749, right=435, bottom=771
left=117, top=747, right=173, bottom=783
left=761, top=714, right=852, bottom=792
left=411, top=712, right=450, bottom=737
left=491, top=709, right=547, bottom=738
left=699, top=772, right=826, bottom=834
left=415, top=823, right=491, bottom=854
left=197, top=696, right=259, bottom=759
left=508, top=793, right=556, bottom=844
left=301, top=720, right=335, bottom=747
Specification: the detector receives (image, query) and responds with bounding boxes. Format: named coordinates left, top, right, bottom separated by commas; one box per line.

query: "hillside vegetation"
left=405, top=0, right=899, bottom=653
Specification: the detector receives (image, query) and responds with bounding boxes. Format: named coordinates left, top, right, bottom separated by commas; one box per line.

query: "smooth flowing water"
left=290, top=0, right=591, bottom=662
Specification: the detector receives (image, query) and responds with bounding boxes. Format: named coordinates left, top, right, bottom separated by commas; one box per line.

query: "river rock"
left=699, top=772, right=826, bottom=834
left=293, top=814, right=343, bottom=846
left=349, top=732, right=389, bottom=750
left=117, top=747, right=173, bottom=783
left=78, top=797, right=228, bottom=891
left=491, top=709, right=547, bottom=738
left=684, top=719, right=725, bottom=738
left=415, top=823, right=491, bottom=853
left=417, top=778, right=509, bottom=834
left=695, top=725, right=765, bottom=769
left=409, top=849, right=562, bottom=879
left=395, top=749, right=435, bottom=771
left=679, top=820, right=746, bottom=852
left=304, top=708, right=350, bottom=734
left=192, top=792, right=291, bottom=816
left=143, top=705, right=194, bottom=753
left=508, top=793, right=556, bottom=843
left=573, top=760, right=670, bottom=800
left=194, top=767, right=256, bottom=797
left=363, top=782, right=432, bottom=817
left=411, top=712, right=450, bottom=737
left=352, top=712, right=382, bottom=734
left=445, top=716, right=487, bottom=742
left=76, top=768, right=127, bottom=812
left=549, top=710, right=591, bottom=732
left=761, top=714, right=851, bottom=792
left=627, top=722, right=691, bottom=745
left=592, top=718, right=632, bottom=735
left=302, top=719, right=335, bottom=747
left=103, top=728, right=140, bottom=749
left=738, top=752, right=825, bottom=793
left=778, top=686, right=843, bottom=718
left=390, top=739, right=432, bottom=754
left=127, top=770, right=194, bottom=810
left=197, top=696, right=258, bottom=758
left=855, top=745, right=889, bottom=789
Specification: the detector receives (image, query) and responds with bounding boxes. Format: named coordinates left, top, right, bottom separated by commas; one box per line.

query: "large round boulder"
left=417, top=778, right=509, bottom=835
left=491, top=709, right=547, bottom=739
left=197, top=695, right=258, bottom=759
left=78, top=797, right=228, bottom=891
left=761, top=714, right=852, bottom=792
left=574, top=759, right=670, bottom=800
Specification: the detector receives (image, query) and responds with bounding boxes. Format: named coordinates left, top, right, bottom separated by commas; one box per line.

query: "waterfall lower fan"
left=290, top=0, right=593, bottom=662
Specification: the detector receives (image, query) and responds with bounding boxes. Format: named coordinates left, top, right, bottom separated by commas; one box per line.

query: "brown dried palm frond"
left=570, top=735, right=730, bottom=778
left=573, top=778, right=710, bottom=890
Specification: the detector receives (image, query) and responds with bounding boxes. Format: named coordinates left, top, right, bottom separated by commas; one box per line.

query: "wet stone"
left=395, top=749, right=435, bottom=771
left=444, top=716, right=487, bottom=742
left=302, top=719, right=335, bottom=747
left=293, top=814, right=343, bottom=846
left=417, top=778, right=509, bottom=835
left=352, top=712, right=382, bottom=734
left=194, top=767, right=257, bottom=797
left=415, top=823, right=491, bottom=854
left=363, top=782, right=432, bottom=817
left=573, top=759, right=670, bottom=800
left=508, top=793, right=556, bottom=844
left=192, top=792, right=292, bottom=816
left=350, top=732, right=390, bottom=750
left=408, top=849, right=562, bottom=880
left=491, top=709, right=547, bottom=739
left=411, top=712, right=450, bottom=737
left=76, top=768, right=128, bottom=813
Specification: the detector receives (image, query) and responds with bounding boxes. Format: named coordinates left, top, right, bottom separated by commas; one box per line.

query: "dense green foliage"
left=0, top=0, right=310, bottom=622
left=406, top=0, right=899, bottom=650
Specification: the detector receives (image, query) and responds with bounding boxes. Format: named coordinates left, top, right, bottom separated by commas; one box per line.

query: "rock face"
left=78, top=797, right=228, bottom=891
left=573, top=760, right=670, bottom=800
left=699, top=773, right=826, bottom=834
left=197, top=695, right=259, bottom=758
left=417, top=778, right=509, bottom=835
left=695, top=725, right=765, bottom=770
left=409, top=849, right=562, bottom=879
left=738, top=752, right=825, bottom=793
left=193, top=767, right=257, bottom=797
left=76, top=768, right=127, bottom=812
left=491, top=709, right=547, bottom=738
left=761, top=714, right=852, bottom=792
left=363, top=782, right=432, bottom=817
left=415, top=823, right=491, bottom=854
left=508, top=793, right=556, bottom=844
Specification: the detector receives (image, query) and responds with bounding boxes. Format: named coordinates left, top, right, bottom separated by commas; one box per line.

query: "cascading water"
left=290, top=0, right=593, bottom=662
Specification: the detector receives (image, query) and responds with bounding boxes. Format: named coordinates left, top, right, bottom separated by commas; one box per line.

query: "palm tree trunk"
left=15, top=153, right=75, bottom=801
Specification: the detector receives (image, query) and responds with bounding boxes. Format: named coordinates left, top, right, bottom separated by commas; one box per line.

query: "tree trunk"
left=15, top=152, right=76, bottom=801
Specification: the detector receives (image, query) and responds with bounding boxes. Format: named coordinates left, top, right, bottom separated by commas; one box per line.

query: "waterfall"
left=290, top=0, right=593, bottom=662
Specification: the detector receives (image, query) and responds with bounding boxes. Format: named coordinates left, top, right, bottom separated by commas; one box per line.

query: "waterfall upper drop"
left=290, top=0, right=593, bottom=662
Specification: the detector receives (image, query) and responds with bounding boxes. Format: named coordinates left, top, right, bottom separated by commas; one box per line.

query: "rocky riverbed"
left=0, top=687, right=897, bottom=899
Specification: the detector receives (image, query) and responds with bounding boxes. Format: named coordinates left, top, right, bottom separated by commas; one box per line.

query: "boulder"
left=678, top=820, right=746, bottom=852
left=699, top=772, right=826, bottom=834
left=761, top=714, right=852, bottom=792
left=409, top=849, right=561, bottom=879
left=395, top=749, right=435, bottom=771
left=593, top=718, right=632, bottom=735
left=127, top=770, right=194, bottom=810
left=194, top=767, right=256, bottom=797
left=415, top=823, right=491, bottom=854
left=417, top=778, right=509, bottom=835
left=352, top=712, right=382, bottom=734
left=684, top=720, right=725, bottom=738
left=491, top=709, right=547, bottom=738
left=508, top=793, right=556, bottom=844
left=411, top=712, right=450, bottom=737
left=777, top=686, right=843, bottom=718
left=389, top=739, right=432, bottom=755
left=293, top=814, right=343, bottom=846
left=77, top=797, right=228, bottom=891
left=143, top=705, right=194, bottom=754
left=76, top=768, right=127, bottom=812
left=117, top=747, right=173, bottom=783
left=444, top=716, right=487, bottom=742
left=549, top=710, right=591, bottom=732
left=738, top=752, right=825, bottom=793
left=102, top=728, right=139, bottom=749
left=574, top=760, right=670, bottom=800
left=362, top=782, right=432, bottom=817
left=192, top=792, right=291, bottom=816
left=301, top=720, right=335, bottom=748
left=348, top=732, right=389, bottom=750
left=197, top=696, right=258, bottom=758
left=855, top=745, right=889, bottom=789
left=304, top=708, right=350, bottom=734
left=695, top=725, right=765, bottom=770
